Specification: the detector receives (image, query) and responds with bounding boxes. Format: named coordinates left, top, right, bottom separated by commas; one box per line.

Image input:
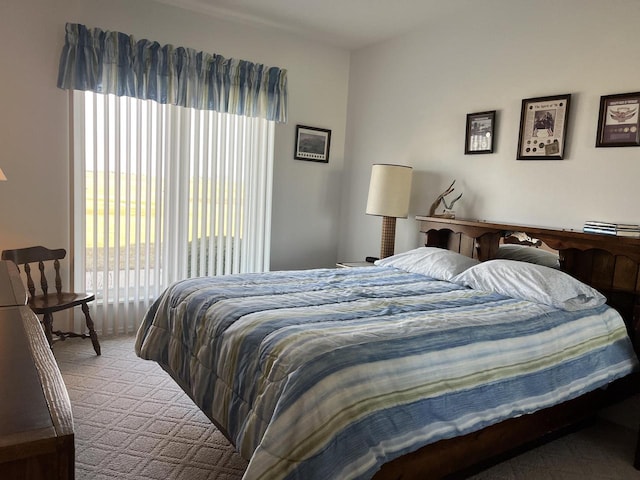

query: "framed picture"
left=465, top=110, right=496, bottom=154
left=294, top=125, right=331, bottom=163
left=517, top=93, right=571, bottom=160
left=596, top=92, right=640, bottom=147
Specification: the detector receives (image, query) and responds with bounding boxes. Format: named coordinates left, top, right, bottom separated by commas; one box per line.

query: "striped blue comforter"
left=135, top=266, right=638, bottom=479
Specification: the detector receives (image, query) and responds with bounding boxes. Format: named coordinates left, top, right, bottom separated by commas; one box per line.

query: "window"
left=72, top=91, right=274, bottom=334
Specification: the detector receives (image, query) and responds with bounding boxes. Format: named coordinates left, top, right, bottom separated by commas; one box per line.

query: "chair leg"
left=635, top=426, right=640, bottom=469
left=42, top=312, right=54, bottom=349
left=81, top=303, right=101, bottom=356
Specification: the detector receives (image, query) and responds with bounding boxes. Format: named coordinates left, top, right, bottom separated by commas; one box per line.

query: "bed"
left=135, top=218, right=640, bottom=479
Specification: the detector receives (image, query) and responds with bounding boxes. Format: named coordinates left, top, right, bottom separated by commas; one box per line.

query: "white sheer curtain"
left=72, top=91, right=274, bottom=335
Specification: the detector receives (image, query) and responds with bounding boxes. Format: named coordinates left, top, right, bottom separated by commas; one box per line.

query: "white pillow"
left=452, top=259, right=606, bottom=311
left=375, top=247, right=479, bottom=281
left=496, top=244, right=560, bottom=269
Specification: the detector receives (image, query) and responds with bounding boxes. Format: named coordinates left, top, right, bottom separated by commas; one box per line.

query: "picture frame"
left=517, top=93, right=571, bottom=160
left=595, top=91, right=640, bottom=147
left=465, top=110, right=496, bottom=154
left=294, top=125, right=331, bottom=163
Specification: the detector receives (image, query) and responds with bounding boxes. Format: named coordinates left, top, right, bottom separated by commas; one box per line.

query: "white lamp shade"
left=0, top=168, right=6, bottom=181
left=366, top=164, right=412, bottom=218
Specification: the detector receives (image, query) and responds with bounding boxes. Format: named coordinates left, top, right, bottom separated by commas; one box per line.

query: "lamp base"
left=380, top=216, right=397, bottom=259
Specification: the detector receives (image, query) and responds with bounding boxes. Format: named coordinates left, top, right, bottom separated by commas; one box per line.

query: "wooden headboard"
left=416, top=216, right=640, bottom=353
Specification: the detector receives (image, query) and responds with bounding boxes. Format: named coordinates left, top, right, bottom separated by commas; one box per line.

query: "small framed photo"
left=517, top=93, right=571, bottom=160
left=465, top=110, right=496, bottom=154
left=294, top=125, right=331, bottom=163
left=596, top=92, right=640, bottom=147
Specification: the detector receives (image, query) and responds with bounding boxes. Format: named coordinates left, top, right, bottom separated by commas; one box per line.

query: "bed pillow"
left=496, top=244, right=560, bottom=269
left=375, top=247, right=479, bottom=281
left=452, top=259, right=606, bottom=311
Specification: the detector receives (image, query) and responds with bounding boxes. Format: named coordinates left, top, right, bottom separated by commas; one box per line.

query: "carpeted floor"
left=54, top=335, right=640, bottom=479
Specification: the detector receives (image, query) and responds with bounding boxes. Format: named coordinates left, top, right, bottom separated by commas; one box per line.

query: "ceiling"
left=150, top=0, right=458, bottom=50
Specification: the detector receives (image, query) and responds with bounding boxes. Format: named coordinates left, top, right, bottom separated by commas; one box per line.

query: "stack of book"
left=583, top=220, right=640, bottom=238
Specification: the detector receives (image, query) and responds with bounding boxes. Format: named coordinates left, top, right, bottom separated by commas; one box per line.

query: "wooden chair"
left=1, top=246, right=101, bottom=355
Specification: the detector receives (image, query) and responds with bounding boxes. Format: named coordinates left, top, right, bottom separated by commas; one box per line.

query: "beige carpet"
left=55, top=335, right=247, bottom=480
left=54, top=335, right=640, bottom=479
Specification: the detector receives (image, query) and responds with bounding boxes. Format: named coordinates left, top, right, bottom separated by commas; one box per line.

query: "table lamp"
left=0, top=168, right=6, bottom=181
left=366, top=164, right=413, bottom=259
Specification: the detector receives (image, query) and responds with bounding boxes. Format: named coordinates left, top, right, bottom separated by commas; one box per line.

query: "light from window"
left=72, top=91, right=274, bottom=334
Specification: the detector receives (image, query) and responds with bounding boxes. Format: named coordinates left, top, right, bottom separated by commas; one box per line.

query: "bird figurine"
left=428, top=180, right=462, bottom=218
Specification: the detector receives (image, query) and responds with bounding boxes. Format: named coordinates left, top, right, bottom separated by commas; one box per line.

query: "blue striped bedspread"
left=134, top=266, right=638, bottom=480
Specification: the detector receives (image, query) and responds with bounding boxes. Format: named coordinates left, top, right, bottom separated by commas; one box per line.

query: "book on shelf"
left=583, top=226, right=616, bottom=235
left=583, top=220, right=640, bottom=237
left=584, top=220, right=617, bottom=229
left=616, top=230, right=640, bottom=238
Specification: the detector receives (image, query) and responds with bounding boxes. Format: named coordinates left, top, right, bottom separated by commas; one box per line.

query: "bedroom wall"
left=339, top=0, right=640, bottom=262
left=0, top=0, right=349, bottom=272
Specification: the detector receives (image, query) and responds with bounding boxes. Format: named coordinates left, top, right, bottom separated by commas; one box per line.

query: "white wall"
left=5, top=0, right=640, bottom=276
left=340, top=0, right=640, bottom=262
left=0, top=0, right=350, bottom=272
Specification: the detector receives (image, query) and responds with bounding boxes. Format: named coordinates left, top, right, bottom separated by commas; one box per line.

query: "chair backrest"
left=1, top=246, right=66, bottom=298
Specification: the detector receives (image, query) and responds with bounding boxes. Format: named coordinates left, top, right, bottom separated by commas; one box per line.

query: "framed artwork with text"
left=517, top=93, right=571, bottom=160
left=465, top=110, right=496, bottom=154
left=596, top=92, right=640, bottom=147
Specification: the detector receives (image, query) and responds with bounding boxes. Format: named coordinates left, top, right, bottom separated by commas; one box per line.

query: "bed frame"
left=372, top=216, right=640, bottom=479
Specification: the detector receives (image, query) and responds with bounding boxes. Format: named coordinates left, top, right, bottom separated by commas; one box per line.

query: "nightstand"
left=336, top=261, right=376, bottom=268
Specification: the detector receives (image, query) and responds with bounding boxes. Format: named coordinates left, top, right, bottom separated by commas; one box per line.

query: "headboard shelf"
left=416, top=216, right=640, bottom=263
left=416, top=216, right=640, bottom=351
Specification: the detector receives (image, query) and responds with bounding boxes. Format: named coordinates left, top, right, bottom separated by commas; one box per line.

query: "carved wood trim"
left=417, top=216, right=640, bottom=262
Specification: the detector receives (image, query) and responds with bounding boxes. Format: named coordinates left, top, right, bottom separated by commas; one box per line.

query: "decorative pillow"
left=375, top=247, right=479, bottom=281
left=495, top=244, right=560, bottom=269
left=452, top=259, right=606, bottom=311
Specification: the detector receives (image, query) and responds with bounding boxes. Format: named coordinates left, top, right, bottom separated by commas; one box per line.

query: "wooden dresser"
left=0, top=262, right=74, bottom=479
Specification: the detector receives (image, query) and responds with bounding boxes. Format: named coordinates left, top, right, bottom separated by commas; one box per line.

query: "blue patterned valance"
left=57, top=23, right=288, bottom=123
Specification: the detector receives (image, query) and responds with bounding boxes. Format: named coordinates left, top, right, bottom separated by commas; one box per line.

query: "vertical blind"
left=72, top=91, right=274, bottom=335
